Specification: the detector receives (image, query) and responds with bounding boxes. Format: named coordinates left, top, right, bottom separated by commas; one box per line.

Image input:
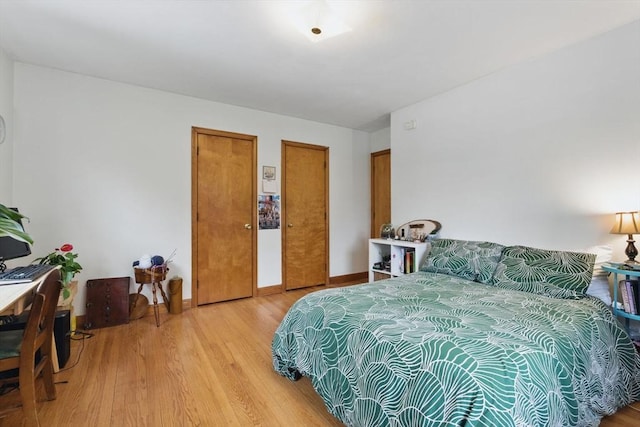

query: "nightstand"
left=369, top=238, right=429, bottom=282
left=603, top=264, right=640, bottom=336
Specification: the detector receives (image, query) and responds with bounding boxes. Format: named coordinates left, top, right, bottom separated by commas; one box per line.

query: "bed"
left=272, top=239, right=640, bottom=426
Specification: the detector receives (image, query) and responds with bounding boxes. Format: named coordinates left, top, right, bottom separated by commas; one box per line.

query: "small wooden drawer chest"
left=84, top=276, right=130, bottom=330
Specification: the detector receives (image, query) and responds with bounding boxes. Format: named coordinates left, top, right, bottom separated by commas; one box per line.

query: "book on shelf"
left=619, top=279, right=640, bottom=314
left=627, top=281, right=636, bottom=315
left=631, top=280, right=640, bottom=314
left=620, top=280, right=631, bottom=313
left=404, top=248, right=416, bottom=274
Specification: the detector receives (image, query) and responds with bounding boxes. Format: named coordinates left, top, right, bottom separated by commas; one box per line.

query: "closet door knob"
left=287, top=223, right=293, bottom=228
left=244, top=224, right=252, bottom=229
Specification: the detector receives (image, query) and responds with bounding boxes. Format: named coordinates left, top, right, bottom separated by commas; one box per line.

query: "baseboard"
left=76, top=299, right=192, bottom=328
left=75, top=274, right=368, bottom=326
left=256, top=284, right=283, bottom=296
left=329, top=271, right=368, bottom=286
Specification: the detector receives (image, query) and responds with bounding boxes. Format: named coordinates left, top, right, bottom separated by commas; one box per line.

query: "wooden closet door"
left=282, top=141, right=329, bottom=290
left=192, top=128, right=257, bottom=305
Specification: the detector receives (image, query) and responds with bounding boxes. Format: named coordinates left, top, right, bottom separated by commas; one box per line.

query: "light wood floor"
left=2, top=285, right=640, bottom=426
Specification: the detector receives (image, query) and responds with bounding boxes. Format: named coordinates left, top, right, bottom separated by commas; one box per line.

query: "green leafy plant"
left=35, top=243, right=82, bottom=299
left=0, top=203, right=33, bottom=244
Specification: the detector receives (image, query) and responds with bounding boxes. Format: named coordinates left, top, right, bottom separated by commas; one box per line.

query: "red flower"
left=59, top=243, right=74, bottom=252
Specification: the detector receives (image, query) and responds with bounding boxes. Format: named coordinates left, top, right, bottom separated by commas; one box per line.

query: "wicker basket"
left=134, top=265, right=168, bottom=284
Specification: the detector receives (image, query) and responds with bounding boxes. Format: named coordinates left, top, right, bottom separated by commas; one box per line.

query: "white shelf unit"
left=368, top=238, right=429, bottom=282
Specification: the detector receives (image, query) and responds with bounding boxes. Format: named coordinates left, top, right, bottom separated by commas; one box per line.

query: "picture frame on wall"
left=258, top=194, right=280, bottom=229
left=263, top=166, right=276, bottom=180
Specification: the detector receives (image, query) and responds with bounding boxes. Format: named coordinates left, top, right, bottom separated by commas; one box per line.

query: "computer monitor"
left=0, top=208, right=32, bottom=270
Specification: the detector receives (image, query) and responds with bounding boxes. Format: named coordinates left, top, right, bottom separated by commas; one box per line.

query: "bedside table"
left=603, top=264, right=640, bottom=335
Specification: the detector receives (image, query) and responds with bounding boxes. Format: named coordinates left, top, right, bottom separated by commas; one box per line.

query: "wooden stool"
left=132, top=266, right=169, bottom=327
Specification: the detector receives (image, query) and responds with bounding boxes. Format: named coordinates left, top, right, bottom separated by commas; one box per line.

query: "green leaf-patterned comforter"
left=272, top=272, right=640, bottom=426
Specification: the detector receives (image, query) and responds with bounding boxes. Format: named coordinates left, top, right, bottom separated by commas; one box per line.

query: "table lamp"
left=610, top=211, right=640, bottom=264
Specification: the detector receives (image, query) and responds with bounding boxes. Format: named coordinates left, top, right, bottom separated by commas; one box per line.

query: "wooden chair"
left=0, top=269, right=61, bottom=426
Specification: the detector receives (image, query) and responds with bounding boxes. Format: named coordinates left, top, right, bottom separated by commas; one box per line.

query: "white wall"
left=391, top=20, right=640, bottom=255
left=0, top=48, right=13, bottom=202
left=12, top=64, right=370, bottom=313
left=370, top=127, right=390, bottom=153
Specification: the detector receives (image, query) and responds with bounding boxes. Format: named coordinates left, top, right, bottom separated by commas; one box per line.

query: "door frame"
left=191, top=127, right=258, bottom=307
left=370, top=149, right=391, bottom=238
left=281, top=140, right=330, bottom=291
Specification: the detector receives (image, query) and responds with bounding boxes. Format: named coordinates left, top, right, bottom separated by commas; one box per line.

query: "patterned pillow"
left=490, top=245, right=596, bottom=299
left=420, top=239, right=505, bottom=283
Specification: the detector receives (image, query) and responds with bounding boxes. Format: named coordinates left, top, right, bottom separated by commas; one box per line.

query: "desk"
left=0, top=278, right=44, bottom=315
left=0, top=271, right=63, bottom=372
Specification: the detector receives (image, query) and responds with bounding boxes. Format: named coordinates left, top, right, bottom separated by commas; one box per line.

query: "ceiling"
left=0, top=1, right=639, bottom=132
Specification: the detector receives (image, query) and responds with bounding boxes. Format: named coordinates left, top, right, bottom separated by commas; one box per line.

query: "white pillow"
left=582, top=245, right=612, bottom=306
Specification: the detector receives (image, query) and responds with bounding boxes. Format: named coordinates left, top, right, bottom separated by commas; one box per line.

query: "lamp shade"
left=610, top=211, right=640, bottom=235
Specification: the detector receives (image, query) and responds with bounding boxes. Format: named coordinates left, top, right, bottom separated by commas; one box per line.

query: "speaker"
left=0, top=309, right=71, bottom=369
left=53, top=310, right=71, bottom=368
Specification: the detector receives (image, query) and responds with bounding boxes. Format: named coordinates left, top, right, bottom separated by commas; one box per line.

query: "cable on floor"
left=54, top=329, right=94, bottom=374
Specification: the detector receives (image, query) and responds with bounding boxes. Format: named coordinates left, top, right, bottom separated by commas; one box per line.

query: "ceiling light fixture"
left=291, top=0, right=352, bottom=42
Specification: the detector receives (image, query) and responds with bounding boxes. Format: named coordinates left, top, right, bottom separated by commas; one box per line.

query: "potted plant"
left=34, top=243, right=82, bottom=301
left=34, top=244, right=82, bottom=333
left=0, top=203, right=33, bottom=244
